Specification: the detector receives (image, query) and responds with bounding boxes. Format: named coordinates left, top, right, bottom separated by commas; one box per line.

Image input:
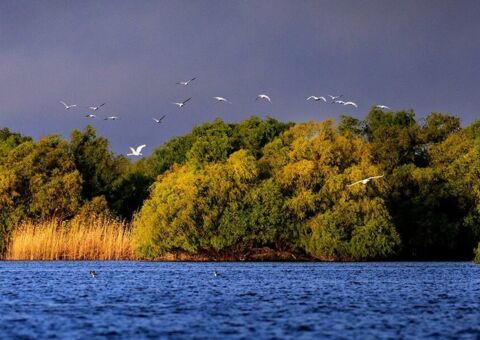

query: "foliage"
left=2, top=113, right=480, bottom=261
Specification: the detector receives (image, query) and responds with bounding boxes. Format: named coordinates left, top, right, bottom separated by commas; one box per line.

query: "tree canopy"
left=1, top=113, right=480, bottom=261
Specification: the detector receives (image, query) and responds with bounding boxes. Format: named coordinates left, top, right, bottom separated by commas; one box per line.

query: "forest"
left=1, top=108, right=480, bottom=262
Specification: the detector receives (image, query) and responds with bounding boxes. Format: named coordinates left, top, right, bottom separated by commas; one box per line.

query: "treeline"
left=1, top=111, right=480, bottom=261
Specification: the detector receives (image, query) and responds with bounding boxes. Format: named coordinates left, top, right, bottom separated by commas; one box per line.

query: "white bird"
left=104, top=116, right=119, bottom=120
left=347, top=174, right=384, bottom=187
left=60, top=101, right=77, bottom=110
left=176, top=77, right=196, bottom=86
left=127, top=145, right=146, bottom=156
left=307, top=96, right=327, bottom=102
left=334, top=100, right=346, bottom=105
left=213, top=96, right=231, bottom=103
left=256, top=94, right=271, bottom=103
left=328, top=95, right=343, bottom=102
left=375, top=105, right=391, bottom=110
left=84, top=114, right=96, bottom=118
left=172, top=97, right=192, bottom=108
left=343, top=101, right=358, bottom=108
left=153, top=115, right=167, bottom=124
left=88, top=103, right=106, bottom=111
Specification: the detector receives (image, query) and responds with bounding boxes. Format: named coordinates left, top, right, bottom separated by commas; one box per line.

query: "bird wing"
left=319, top=96, right=326, bottom=102
left=264, top=95, right=271, bottom=102
left=152, top=118, right=159, bottom=123
left=60, top=101, right=68, bottom=108
left=189, top=77, right=196, bottom=82
left=98, top=103, right=106, bottom=109
left=307, top=96, right=316, bottom=100
left=347, top=180, right=362, bottom=187
left=129, top=147, right=136, bottom=154
left=344, top=101, right=358, bottom=108
left=182, top=97, right=192, bottom=104
left=159, top=114, right=167, bottom=121
left=370, top=174, right=385, bottom=180
left=136, top=145, right=146, bottom=153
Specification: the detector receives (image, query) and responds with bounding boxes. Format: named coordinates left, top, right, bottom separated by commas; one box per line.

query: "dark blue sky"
left=1, top=0, right=479, bottom=155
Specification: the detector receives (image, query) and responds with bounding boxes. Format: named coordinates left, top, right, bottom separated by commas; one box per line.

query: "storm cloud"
left=1, top=0, right=479, bottom=154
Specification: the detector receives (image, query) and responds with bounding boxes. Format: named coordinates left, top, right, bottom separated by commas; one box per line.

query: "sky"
left=1, top=0, right=479, bottom=155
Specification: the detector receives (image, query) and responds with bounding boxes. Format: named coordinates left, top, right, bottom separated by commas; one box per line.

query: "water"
left=0, top=262, right=479, bottom=339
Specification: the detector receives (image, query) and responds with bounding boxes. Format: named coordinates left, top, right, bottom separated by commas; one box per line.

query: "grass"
left=6, top=217, right=136, bottom=260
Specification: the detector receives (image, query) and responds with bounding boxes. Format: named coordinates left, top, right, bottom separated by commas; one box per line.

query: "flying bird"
left=104, top=116, right=119, bottom=120
left=127, top=145, right=146, bottom=156
left=347, top=174, right=385, bottom=187
left=176, top=77, right=196, bottom=86
left=153, top=115, right=167, bottom=124
left=256, top=94, right=271, bottom=103
left=84, top=114, right=96, bottom=118
left=343, top=101, right=358, bottom=108
left=60, top=101, right=77, bottom=110
left=172, top=97, right=192, bottom=108
left=328, top=95, right=343, bottom=102
left=88, top=103, right=106, bottom=111
left=307, top=96, right=327, bottom=102
left=375, top=105, right=391, bottom=110
left=213, top=96, right=231, bottom=103
left=334, top=100, right=346, bottom=105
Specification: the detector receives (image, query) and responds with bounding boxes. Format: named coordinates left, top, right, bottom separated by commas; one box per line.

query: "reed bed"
left=6, top=217, right=136, bottom=260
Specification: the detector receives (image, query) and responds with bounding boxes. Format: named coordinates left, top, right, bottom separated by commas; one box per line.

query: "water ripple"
left=0, top=262, right=479, bottom=339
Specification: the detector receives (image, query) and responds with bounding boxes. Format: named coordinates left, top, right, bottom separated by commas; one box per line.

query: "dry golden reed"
left=6, top=216, right=136, bottom=260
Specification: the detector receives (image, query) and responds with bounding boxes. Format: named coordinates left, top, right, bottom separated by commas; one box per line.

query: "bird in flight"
left=213, top=96, right=231, bottom=103
left=127, top=145, right=146, bottom=156
left=60, top=101, right=77, bottom=110
left=375, top=105, right=391, bottom=110
left=256, top=94, right=271, bottom=103
left=343, top=101, right=358, bottom=108
left=172, top=97, right=192, bottom=108
left=334, top=99, right=346, bottom=105
left=176, top=77, right=196, bottom=86
left=104, top=116, right=119, bottom=120
left=347, top=174, right=384, bottom=187
left=153, top=115, right=167, bottom=124
left=84, top=114, right=96, bottom=118
left=88, top=103, right=106, bottom=111
left=307, top=96, right=327, bottom=102
left=328, top=95, right=343, bottom=103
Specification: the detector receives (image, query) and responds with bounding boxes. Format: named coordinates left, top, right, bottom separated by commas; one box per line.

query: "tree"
left=364, top=108, right=422, bottom=170
left=0, top=135, right=83, bottom=255
left=70, top=125, right=127, bottom=215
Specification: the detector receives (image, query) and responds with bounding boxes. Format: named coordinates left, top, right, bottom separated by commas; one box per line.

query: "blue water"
left=0, top=262, right=479, bottom=339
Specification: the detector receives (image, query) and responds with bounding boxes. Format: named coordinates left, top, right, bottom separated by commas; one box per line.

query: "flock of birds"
left=60, top=76, right=388, bottom=185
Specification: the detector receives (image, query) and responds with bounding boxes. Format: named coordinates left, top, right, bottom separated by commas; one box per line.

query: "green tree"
left=0, top=135, right=83, bottom=255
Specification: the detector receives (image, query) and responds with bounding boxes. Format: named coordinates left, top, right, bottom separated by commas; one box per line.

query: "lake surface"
left=0, top=262, right=479, bottom=339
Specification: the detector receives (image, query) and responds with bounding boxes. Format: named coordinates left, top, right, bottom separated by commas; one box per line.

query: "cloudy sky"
left=1, top=0, right=479, bottom=154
